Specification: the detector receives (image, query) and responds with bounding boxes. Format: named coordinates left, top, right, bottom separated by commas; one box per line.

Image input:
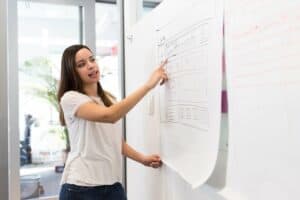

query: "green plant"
left=20, top=57, right=70, bottom=152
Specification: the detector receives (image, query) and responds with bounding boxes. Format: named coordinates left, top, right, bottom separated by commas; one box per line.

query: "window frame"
left=0, top=0, right=10, bottom=199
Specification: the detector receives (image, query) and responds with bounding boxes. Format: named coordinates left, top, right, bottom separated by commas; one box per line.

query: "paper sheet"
left=157, top=0, right=223, bottom=188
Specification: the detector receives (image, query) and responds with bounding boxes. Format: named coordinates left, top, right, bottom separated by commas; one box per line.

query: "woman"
left=57, top=44, right=168, bottom=200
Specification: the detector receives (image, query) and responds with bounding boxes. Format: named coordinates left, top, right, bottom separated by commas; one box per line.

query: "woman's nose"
left=87, top=61, right=95, bottom=69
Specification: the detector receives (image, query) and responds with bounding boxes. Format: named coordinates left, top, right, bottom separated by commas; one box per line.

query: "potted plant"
left=20, top=57, right=70, bottom=170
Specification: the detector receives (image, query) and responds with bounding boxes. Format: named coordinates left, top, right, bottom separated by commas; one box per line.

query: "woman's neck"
left=83, top=83, right=98, bottom=97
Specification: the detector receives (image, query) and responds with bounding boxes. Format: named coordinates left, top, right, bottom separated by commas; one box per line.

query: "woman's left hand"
left=142, top=154, right=162, bottom=168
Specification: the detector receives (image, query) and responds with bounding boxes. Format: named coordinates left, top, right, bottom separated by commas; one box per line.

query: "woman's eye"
left=77, top=62, right=85, bottom=68
left=90, top=57, right=96, bottom=62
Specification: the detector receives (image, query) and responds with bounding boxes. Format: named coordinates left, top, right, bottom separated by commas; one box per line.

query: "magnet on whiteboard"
left=126, top=34, right=133, bottom=42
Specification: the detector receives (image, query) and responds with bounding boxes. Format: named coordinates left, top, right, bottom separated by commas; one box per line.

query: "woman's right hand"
left=145, top=60, right=168, bottom=90
left=141, top=154, right=163, bottom=168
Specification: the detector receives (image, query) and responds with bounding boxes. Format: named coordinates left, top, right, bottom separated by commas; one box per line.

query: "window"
left=17, top=1, right=94, bottom=198
left=96, top=2, right=121, bottom=100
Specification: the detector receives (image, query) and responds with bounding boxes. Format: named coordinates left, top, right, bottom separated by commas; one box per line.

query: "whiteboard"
left=126, top=0, right=223, bottom=189
left=225, top=0, right=300, bottom=199
left=125, top=9, right=164, bottom=200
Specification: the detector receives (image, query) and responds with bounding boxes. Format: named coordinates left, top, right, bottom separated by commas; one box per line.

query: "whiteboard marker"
left=166, top=54, right=176, bottom=60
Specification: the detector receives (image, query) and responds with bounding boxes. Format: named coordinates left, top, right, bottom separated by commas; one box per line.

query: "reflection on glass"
left=18, top=1, right=80, bottom=198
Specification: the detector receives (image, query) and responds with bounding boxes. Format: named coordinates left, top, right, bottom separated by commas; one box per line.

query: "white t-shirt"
left=60, top=91, right=122, bottom=186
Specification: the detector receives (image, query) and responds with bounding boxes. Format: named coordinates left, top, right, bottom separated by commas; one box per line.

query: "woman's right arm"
left=76, top=61, right=168, bottom=123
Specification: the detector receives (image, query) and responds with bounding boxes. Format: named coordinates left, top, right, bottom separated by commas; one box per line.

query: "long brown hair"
left=57, top=44, right=114, bottom=125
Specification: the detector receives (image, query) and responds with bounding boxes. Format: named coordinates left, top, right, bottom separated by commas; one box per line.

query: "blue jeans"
left=59, top=182, right=127, bottom=200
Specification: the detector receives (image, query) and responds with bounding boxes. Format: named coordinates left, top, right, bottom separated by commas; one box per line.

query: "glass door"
left=17, top=0, right=95, bottom=199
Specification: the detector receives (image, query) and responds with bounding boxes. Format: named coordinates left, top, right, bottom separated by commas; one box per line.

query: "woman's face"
left=75, top=48, right=100, bottom=85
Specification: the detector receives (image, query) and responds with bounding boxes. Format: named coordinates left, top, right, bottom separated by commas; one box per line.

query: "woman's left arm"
left=122, top=140, right=162, bottom=168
